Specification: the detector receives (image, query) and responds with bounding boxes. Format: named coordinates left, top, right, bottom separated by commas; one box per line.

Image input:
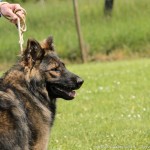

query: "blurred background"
left=1, top=0, right=150, bottom=64
left=1, top=1, right=150, bottom=149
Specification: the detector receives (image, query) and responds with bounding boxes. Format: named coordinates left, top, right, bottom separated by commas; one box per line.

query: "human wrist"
left=0, top=2, right=9, bottom=16
left=0, top=2, right=9, bottom=8
left=0, top=2, right=9, bottom=11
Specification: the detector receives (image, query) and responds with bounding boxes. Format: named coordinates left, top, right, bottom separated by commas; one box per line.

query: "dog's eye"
left=49, top=67, right=60, bottom=78
left=45, top=67, right=60, bottom=73
left=51, top=68, right=59, bottom=72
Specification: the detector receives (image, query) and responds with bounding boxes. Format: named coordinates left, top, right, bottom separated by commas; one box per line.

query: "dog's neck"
left=2, top=64, right=26, bottom=86
left=2, top=63, right=56, bottom=110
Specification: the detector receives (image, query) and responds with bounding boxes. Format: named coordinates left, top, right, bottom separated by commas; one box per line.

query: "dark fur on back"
left=0, top=36, right=83, bottom=150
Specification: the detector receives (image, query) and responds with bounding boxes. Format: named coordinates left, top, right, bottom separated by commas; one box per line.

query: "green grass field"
left=1, top=0, right=150, bottom=62
left=0, top=59, right=150, bottom=149
left=47, top=59, right=150, bottom=150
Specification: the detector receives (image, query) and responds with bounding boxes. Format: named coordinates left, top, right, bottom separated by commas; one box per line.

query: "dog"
left=0, top=36, right=84, bottom=150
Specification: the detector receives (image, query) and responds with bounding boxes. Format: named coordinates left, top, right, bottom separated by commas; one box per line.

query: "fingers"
left=13, top=4, right=26, bottom=20
left=13, top=4, right=26, bottom=15
left=15, top=10, right=26, bottom=21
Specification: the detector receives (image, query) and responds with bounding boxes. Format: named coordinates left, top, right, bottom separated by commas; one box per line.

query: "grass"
left=0, top=58, right=150, bottom=149
left=47, top=59, right=150, bottom=150
left=1, top=0, right=150, bottom=62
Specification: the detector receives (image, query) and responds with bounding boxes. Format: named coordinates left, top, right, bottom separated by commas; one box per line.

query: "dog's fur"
left=0, top=36, right=83, bottom=150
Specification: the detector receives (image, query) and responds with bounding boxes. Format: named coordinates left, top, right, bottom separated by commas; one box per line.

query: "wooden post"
left=104, top=0, right=114, bottom=16
left=73, top=0, right=87, bottom=63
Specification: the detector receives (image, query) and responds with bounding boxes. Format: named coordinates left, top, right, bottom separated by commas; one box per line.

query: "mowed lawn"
left=48, top=59, right=150, bottom=150
left=0, top=59, right=150, bottom=149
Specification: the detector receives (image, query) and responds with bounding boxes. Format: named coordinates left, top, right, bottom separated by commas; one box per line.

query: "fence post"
left=104, top=0, right=114, bottom=16
left=73, top=0, right=87, bottom=63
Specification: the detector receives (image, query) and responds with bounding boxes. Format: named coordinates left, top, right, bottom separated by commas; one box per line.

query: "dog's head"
left=22, top=36, right=84, bottom=100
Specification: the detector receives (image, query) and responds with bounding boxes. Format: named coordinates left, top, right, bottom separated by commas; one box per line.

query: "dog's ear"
left=40, top=36, right=55, bottom=51
left=23, top=39, right=44, bottom=66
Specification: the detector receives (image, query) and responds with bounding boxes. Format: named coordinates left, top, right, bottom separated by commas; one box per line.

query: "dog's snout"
left=76, top=77, right=84, bottom=88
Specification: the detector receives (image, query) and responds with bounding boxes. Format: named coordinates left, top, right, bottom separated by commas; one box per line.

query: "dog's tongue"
left=69, top=91, right=76, bottom=98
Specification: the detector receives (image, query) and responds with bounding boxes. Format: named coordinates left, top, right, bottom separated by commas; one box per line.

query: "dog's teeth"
left=69, top=91, right=76, bottom=98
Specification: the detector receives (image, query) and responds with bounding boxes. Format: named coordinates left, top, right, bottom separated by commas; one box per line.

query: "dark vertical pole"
left=73, top=0, right=87, bottom=63
left=104, top=0, right=114, bottom=16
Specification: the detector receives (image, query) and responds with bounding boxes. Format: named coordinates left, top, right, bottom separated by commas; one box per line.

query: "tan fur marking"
left=0, top=111, right=15, bottom=132
left=3, top=70, right=25, bottom=85
left=29, top=104, right=51, bottom=150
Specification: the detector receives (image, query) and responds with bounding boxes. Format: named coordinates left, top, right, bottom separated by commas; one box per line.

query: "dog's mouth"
left=46, top=84, right=77, bottom=100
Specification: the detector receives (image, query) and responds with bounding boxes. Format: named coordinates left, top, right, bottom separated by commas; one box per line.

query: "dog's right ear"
left=22, top=39, right=44, bottom=67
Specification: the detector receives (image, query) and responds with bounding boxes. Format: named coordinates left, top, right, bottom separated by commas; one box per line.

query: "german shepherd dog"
left=0, top=36, right=84, bottom=150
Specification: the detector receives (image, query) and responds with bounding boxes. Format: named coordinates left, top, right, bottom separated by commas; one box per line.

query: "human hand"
left=0, top=2, right=26, bottom=25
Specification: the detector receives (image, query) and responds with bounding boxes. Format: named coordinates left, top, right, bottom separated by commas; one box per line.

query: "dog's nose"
left=76, top=77, right=84, bottom=88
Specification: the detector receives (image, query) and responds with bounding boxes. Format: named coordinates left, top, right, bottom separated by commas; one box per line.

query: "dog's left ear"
left=40, top=36, right=55, bottom=51
left=23, top=39, right=44, bottom=66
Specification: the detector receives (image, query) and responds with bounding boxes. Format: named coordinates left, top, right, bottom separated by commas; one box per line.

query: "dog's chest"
left=30, top=112, right=51, bottom=150
left=24, top=100, right=53, bottom=150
